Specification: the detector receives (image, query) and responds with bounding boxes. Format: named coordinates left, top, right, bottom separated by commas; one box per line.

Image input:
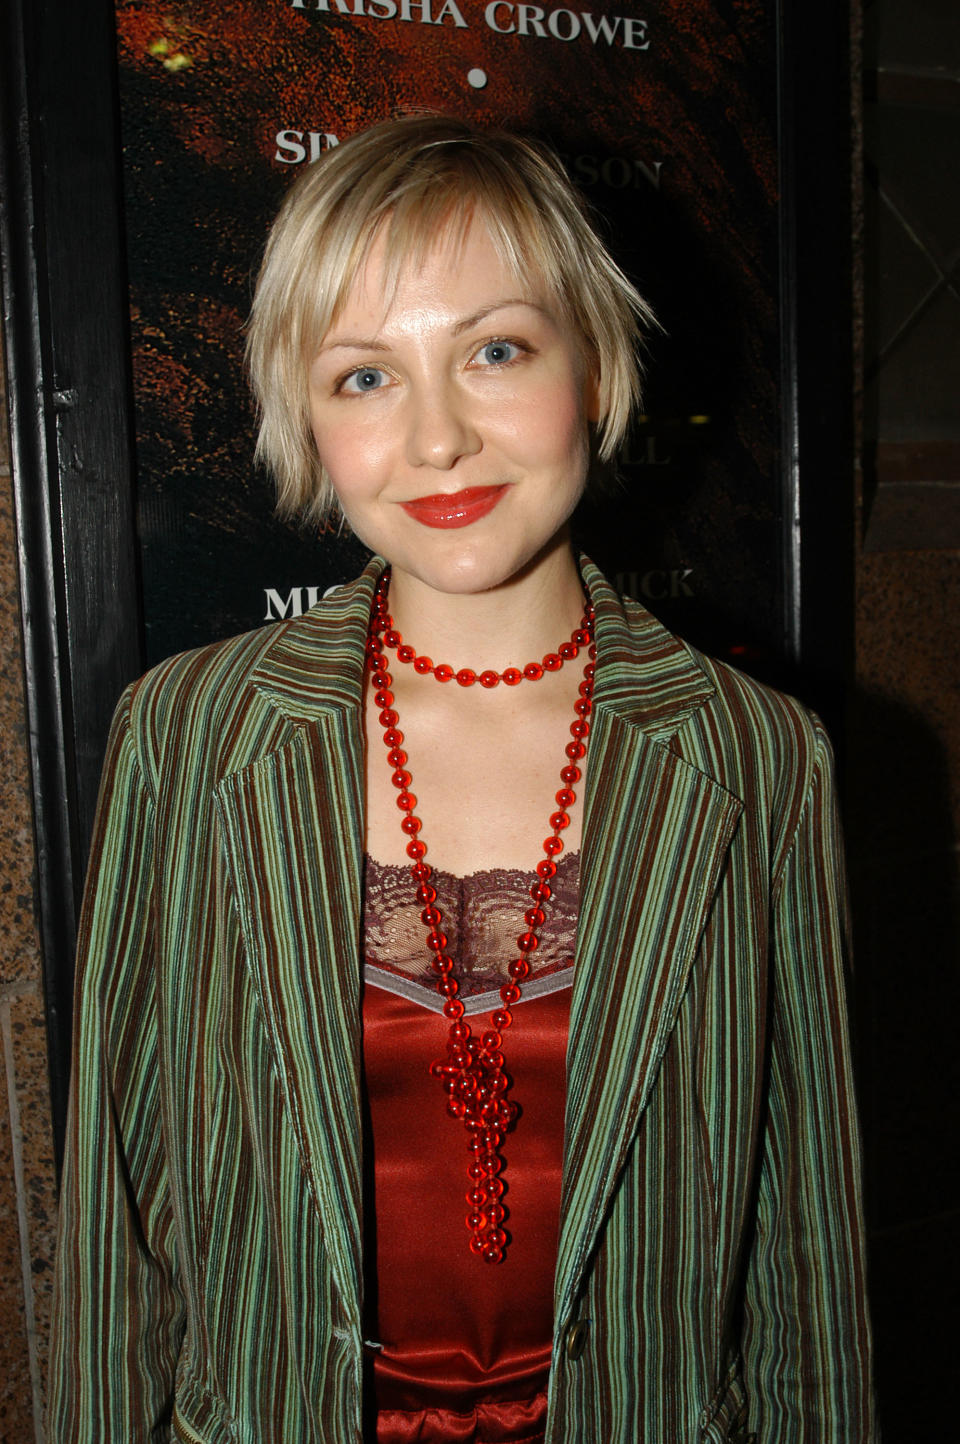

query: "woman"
left=48, top=116, right=876, bottom=1442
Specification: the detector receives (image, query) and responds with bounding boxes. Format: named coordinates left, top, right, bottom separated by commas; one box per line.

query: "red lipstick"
left=400, top=485, right=508, bottom=529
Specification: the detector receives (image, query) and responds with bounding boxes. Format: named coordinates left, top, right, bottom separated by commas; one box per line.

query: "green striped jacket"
left=48, top=559, right=876, bottom=1442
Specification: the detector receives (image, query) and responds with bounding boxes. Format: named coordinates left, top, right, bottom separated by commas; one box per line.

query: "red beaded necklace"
left=366, top=570, right=596, bottom=1263
left=372, top=583, right=590, bottom=688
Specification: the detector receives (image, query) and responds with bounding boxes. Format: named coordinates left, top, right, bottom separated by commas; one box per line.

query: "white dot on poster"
left=467, top=68, right=488, bottom=89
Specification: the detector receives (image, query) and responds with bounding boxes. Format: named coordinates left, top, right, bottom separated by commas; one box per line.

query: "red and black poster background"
left=2, top=0, right=854, bottom=1144
left=115, top=0, right=781, bottom=671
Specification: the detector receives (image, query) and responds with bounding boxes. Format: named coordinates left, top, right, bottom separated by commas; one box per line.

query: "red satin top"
left=362, top=854, right=579, bottom=1444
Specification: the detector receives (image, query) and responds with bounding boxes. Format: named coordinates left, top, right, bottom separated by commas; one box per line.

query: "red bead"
left=370, top=576, right=597, bottom=1266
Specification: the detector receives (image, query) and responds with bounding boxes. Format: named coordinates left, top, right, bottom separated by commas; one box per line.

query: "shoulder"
left=590, top=569, right=833, bottom=849
left=677, top=643, right=836, bottom=870
left=116, top=560, right=381, bottom=790
left=115, top=623, right=292, bottom=795
left=684, top=641, right=829, bottom=780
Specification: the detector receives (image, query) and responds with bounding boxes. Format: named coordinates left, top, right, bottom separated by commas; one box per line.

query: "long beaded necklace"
left=366, top=570, right=595, bottom=1263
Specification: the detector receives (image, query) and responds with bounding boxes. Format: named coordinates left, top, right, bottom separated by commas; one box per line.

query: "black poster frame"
left=0, top=0, right=853, bottom=1167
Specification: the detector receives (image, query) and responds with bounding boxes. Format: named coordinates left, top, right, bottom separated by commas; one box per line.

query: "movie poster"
left=115, top=0, right=779, bottom=672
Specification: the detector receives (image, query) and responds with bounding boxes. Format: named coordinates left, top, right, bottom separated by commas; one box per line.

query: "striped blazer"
left=48, top=558, right=876, bottom=1443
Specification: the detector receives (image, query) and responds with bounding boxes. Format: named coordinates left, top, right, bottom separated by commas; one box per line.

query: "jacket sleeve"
left=47, top=686, right=184, bottom=1439
left=741, top=729, right=877, bottom=1442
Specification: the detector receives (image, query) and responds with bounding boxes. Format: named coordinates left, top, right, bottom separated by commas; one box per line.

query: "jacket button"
left=564, top=1319, right=590, bottom=1361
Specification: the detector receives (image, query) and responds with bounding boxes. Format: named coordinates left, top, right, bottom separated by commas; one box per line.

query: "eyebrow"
left=317, top=299, right=546, bottom=355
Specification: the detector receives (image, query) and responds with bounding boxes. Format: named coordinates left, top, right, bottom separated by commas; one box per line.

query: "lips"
left=399, top=485, right=508, bottom=529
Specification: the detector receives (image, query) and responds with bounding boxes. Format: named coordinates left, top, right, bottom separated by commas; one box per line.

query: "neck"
left=383, top=541, right=586, bottom=673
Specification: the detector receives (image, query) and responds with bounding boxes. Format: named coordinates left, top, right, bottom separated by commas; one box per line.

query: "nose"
left=404, top=380, right=481, bottom=471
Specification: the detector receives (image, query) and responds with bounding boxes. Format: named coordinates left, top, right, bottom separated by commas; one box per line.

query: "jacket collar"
left=248, top=553, right=716, bottom=741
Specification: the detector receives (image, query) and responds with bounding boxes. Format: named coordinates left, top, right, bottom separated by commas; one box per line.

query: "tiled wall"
left=853, top=0, right=959, bottom=1431
left=0, top=350, right=56, bottom=1442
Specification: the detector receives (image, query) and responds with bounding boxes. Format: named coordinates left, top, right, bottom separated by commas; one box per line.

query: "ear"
left=583, top=363, right=602, bottom=425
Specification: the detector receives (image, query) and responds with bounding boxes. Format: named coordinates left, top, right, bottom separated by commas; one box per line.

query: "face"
left=307, top=214, right=599, bottom=598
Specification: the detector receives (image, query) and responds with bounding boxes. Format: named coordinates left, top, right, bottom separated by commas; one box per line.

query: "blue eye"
left=342, top=367, right=386, bottom=393
left=477, top=340, right=520, bottom=366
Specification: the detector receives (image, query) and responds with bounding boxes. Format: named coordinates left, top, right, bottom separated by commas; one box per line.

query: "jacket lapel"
left=553, top=566, right=744, bottom=1325
left=212, top=564, right=380, bottom=1326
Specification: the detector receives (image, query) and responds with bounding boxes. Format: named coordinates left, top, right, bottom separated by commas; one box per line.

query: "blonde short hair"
left=246, top=114, right=654, bottom=525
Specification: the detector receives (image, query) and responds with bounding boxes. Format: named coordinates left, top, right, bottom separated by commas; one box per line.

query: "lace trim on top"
left=363, top=851, right=579, bottom=1016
